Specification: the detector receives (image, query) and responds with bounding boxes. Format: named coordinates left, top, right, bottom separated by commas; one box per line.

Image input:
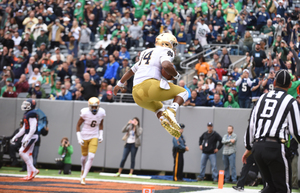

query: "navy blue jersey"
left=251, top=78, right=262, bottom=98
left=265, top=78, right=274, bottom=91
left=23, top=110, right=38, bottom=135
left=238, top=79, right=252, bottom=100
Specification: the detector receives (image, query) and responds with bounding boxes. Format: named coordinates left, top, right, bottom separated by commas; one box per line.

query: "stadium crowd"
left=0, top=0, right=299, bottom=108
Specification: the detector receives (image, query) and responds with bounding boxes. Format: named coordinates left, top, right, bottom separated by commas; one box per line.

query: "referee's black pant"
left=173, top=151, right=184, bottom=181
left=237, top=154, right=256, bottom=187
left=252, top=141, right=291, bottom=193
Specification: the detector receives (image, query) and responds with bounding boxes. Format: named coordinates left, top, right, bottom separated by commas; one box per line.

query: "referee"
left=243, top=70, right=300, bottom=193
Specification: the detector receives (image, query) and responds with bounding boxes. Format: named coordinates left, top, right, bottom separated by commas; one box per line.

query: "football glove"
left=98, top=130, right=103, bottom=143
left=10, top=137, right=16, bottom=145
left=76, top=132, right=84, bottom=146
left=22, top=140, right=28, bottom=148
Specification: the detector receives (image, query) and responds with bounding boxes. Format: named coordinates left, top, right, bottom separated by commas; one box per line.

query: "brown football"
left=161, top=68, right=173, bottom=80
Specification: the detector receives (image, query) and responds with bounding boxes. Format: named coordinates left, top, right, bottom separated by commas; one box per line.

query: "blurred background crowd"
left=0, top=0, right=300, bottom=108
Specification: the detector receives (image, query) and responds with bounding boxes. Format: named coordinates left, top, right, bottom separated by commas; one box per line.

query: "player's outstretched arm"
left=10, top=124, right=25, bottom=144
left=76, top=117, right=85, bottom=146
left=113, top=69, right=135, bottom=95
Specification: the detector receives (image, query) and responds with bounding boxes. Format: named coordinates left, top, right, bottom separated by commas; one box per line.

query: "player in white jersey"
left=76, top=97, right=106, bottom=185
left=114, top=33, right=189, bottom=138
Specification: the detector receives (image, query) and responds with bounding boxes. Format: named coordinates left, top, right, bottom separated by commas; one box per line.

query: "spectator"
left=222, top=125, right=237, bottom=184
left=2, top=31, right=14, bottom=50
left=79, top=22, right=91, bottom=51
left=0, top=78, right=15, bottom=97
left=89, top=67, right=100, bottom=85
left=208, top=93, right=224, bottom=107
left=195, top=55, right=210, bottom=75
left=197, top=122, right=223, bottom=183
left=179, top=80, right=191, bottom=98
left=11, top=52, right=29, bottom=82
left=176, top=25, right=187, bottom=55
left=116, top=118, right=142, bottom=177
left=81, top=72, right=98, bottom=100
left=220, top=48, right=232, bottom=69
left=129, top=18, right=143, bottom=48
left=196, top=82, right=209, bottom=106
left=12, top=31, right=22, bottom=47
left=188, top=39, right=203, bottom=54
left=22, top=11, right=38, bottom=32
left=273, top=0, right=287, bottom=18
left=262, top=70, right=275, bottom=92
left=235, top=69, right=252, bottom=108
left=250, top=42, right=267, bottom=76
left=224, top=93, right=240, bottom=108
left=2, top=83, right=17, bottom=98
left=27, top=83, right=45, bottom=99
left=103, top=55, right=119, bottom=85
left=119, top=45, right=130, bottom=61
left=172, top=123, right=188, bottom=181
left=242, top=32, right=253, bottom=53
left=246, top=10, right=257, bottom=30
left=215, top=62, right=227, bottom=81
left=102, top=90, right=114, bottom=103
left=189, top=76, right=199, bottom=91
left=94, top=34, right=111, bottom=50
left=57, top=63, right=71, bottom=83
left=261, top=19, right=275, bottom=47
left=36, top=30, right=49, bottom=49
left=48, top=19, right=65, bottom=49
left=56, top=84, right=72, bottom=100
left=213, top=10, right=226, bottom=34
left=196, top=18, right=210, bottom=46
left=235, top=12, right=247, bottom=38
left=224, top=4, right=238, bottom=29
left=57, top=137, right=73, bottom=175
left=50, top=47, right=66, bottom=62
left=28, top=65, right=42, bottom=85
left=251, top=73, right=264, bottom=104
left=20, top=32, right=34, bottom=53
left=45, top=7, right=56, bottom=25
left=14, top=74, right=29, bottom=94
left=183, top=90, right=202, bottom=107
left=256, top=5, right=270, bottom=31
left=31, top=16, right=48, bottom=41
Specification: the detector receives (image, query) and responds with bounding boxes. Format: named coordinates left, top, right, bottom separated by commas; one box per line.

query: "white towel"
left=160, top=78, right=170, bottom=90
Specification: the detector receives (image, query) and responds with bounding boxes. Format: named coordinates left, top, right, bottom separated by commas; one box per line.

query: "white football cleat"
left=81, top=178, right=86, bottom=185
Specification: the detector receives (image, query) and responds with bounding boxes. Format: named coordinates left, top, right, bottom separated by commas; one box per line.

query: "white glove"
left=10, top=137, right=16, bottom=145
left=76, top=132, right=84, bottom=146
left=98, top=130, right=103, bottom=143
left=22, top=140, right=28, bottom=148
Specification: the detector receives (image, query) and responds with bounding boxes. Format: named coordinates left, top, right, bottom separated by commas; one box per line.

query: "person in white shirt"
left=196, top=18, right=210, bottom=46
left=76, top=97, right=106, bottom=185
left=12, top=31, right=22, bottom=47
left=94, top=34, right=111, bottom=50
left=28, top=58, right=42, bottom=85
left=31, top=16, right=48, bottom=40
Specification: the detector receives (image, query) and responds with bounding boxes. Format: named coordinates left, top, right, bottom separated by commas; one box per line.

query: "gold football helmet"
left=88, top=97, right=100, bottom=115
left=155, top=33, right=178, bottom=50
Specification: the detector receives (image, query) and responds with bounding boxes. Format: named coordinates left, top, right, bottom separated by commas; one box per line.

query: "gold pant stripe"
left=81, top=138, right=98, bottom=156
left=132, top=79, right=186, bottom=112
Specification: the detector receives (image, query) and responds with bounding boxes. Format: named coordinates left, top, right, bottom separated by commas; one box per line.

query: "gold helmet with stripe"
left=88, top=97, right=100, bottom=115
left=155, top=33, right=178, bottom=50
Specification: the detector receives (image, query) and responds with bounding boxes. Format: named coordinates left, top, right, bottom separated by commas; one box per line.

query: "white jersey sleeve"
left=133, top=47, right=175, bottom=86
left=80, top=107, right=106, bottom=140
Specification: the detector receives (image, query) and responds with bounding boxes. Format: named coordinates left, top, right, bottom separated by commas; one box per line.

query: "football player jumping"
left=11, top=99, right=40, bottom=181
left=113, top=33, right=188, bottom=138
left=76, top=97, right=106, bottom=185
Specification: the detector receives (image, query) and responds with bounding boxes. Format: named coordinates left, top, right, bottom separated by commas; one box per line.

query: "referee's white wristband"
left=117, top=81, right=125, bottom=87
left=174, top=72, right=181, bottom=80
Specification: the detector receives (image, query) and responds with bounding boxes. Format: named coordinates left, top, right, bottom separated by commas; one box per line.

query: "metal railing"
left=228, top=55, right=247, bottom=74
left=114, top=93, right=135, bottom=103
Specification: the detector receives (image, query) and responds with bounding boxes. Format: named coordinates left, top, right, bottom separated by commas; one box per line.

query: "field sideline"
left=1, top=167, right=294, bottom=193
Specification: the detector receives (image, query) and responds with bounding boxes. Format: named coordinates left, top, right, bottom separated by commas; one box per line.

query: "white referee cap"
left=275, top=70, right=291, bottom=88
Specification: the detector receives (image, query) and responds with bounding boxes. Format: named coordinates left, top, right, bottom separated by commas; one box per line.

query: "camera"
left=65, top=141, right=68, bottom=144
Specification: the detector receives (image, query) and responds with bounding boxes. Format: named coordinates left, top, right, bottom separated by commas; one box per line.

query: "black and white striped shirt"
left=245, top=88, right=300, bottom=150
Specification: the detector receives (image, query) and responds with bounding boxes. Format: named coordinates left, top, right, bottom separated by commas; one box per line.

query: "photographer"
left=57, top=137, right=73, bottom=175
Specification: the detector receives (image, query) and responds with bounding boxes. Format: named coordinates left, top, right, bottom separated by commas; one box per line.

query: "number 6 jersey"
left=131, top=46, right=175, bottom=86
left=80, top=107, right=106, bottom=140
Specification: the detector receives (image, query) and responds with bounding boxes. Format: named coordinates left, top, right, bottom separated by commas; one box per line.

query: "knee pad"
left=88, top=152, right=95, bottom=161
left=177, top=90, right=189, bottom=102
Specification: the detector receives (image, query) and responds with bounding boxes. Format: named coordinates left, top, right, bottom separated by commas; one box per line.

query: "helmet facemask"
left=21, top=101, right=31, bottom=111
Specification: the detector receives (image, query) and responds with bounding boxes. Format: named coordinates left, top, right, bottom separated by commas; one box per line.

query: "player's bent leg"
left=81, top=138, right=98, bottom=185
left=81, top=139, right=90, bottom=180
